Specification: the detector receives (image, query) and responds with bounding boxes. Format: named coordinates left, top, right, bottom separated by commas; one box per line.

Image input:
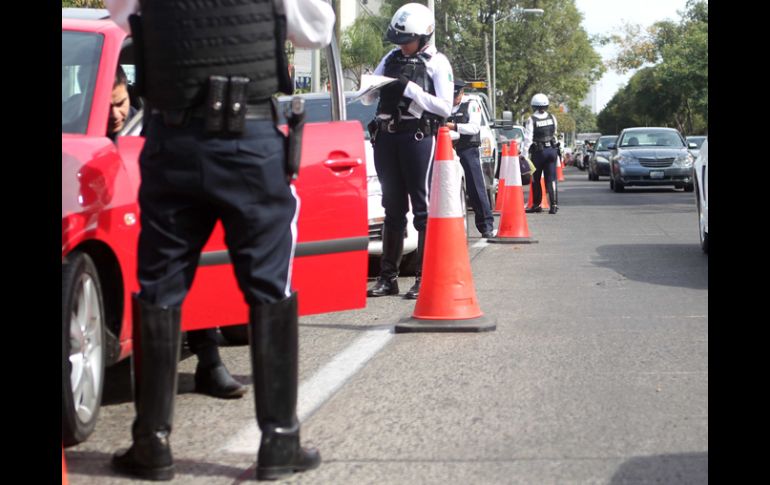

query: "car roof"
left=622, top=127, right=678, bottom=132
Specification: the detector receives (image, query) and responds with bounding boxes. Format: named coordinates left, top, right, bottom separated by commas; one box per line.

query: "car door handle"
left=323, top=158, right=362, bottom=174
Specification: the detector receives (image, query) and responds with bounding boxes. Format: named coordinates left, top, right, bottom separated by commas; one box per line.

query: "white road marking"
left=472, top=239, right=489, bottom=249
left=222, top=327, right=394, bottom=455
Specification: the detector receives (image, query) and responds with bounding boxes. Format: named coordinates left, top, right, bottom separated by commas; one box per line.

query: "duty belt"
left=152, top=101, right=273, bottom=127
left=377, top=118, right=421, bottom=134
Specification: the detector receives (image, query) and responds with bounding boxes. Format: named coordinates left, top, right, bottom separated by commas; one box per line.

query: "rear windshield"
left=277, top=96, right=377, bottom=139
left=62, top=31, right=103, bottom=134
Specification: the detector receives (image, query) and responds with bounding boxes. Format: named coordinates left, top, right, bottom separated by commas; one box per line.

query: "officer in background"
left=447, top=79, right=495, bottom=238
left=523, top=93, right=559, bottom=214
left=364, top=2, right=454, bottom=300
left=105, top=0, right=334, bottom=481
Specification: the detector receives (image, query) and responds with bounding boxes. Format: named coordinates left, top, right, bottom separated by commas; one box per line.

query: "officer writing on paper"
left=104, top=0, right=334, bottom=481
left=446, top=79, right=495, bottom=238
left=523, top=93, right=560, bottom=214
left=363, top=2, right=454, bottom=300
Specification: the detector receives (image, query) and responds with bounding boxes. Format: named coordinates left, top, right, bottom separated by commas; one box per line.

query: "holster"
left=284, top=96, right=306, bottom=181
left=367, top=119, right=378, bottom=146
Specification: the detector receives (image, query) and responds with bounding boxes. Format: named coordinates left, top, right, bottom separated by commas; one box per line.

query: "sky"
left=573, top=0, right=690, bottom=112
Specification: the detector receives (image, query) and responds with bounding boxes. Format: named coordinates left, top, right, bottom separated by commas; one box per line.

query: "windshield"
left=62, top=31, right=103, bottom=134
left=686, top=136, right=706, bottom=148
left=595, top=136, right=617, bottom=151
left=619, top=131, right=685, bottom=148
left=499, top=127, right=524, bottom=143
left=277, top=96, right=377, bottom=139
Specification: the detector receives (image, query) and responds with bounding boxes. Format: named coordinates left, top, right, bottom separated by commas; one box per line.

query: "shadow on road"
left=65, top=450, right=250, bottom=481
left=610, top=452, right=708, bottom=484
left=593, top=244, right=707, bottom=290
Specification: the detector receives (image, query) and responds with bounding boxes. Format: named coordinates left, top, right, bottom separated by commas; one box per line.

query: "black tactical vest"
left=448, top=101, right=481, bottom=150
left=138, top=0, right=292, bottom=110
left=531, top=113, right=556, bottom=143
left=377, top=50, right=436, bottom=119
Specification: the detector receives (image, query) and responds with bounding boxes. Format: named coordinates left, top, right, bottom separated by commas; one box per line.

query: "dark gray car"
left=608, top=127, right=695, bottom=192
left=587, top=135, right=616, bottom=181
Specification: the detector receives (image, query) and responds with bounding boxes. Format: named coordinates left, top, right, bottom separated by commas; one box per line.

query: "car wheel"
left=400, top=251, right=418, bottom=276
left=219, top=324, right=250, bottom=346
left=62, top=251, right=106, bottom=447
left=684, top=183, right=695, bottom=193
left=696, top=185, right=708, bottom=254
left=612, top=177, right=625, bottom=193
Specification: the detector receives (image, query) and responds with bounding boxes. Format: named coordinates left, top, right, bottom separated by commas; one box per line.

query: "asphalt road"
left=65, top=166, right=708, bottom=484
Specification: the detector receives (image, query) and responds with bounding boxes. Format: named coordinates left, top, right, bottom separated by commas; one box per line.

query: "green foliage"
left=341, top=15, right=391, bottom=89
left=597, top=1, right=707, bottom=135
left=62, top=0, right=105, bottom=7
left=380, top=1, right=604, bottom=119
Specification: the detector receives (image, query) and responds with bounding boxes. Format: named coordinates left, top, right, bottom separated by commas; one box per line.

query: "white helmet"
left=386, top=3, right=435, bottom=45
left=531, top=93, right=549, bottom=108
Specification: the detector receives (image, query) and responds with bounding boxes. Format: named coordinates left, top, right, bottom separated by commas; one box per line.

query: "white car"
left=461, top=91, right=498, bottom=207
left=693, top=137, right=708, bottom=253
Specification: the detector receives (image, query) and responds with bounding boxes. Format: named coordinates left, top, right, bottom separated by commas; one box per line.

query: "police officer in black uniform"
left=364, top=2, right=454, bottom=300
left=105, top=0, right=334, bottom=481
left=447, top=79, right=495, bottom=237
left=524, top=93, right=560, bottom=214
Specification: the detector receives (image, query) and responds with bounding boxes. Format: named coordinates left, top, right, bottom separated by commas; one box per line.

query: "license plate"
left=650, top=170, right=664, bottom=179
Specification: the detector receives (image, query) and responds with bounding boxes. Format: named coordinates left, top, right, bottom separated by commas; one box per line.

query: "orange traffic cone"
left=489, top=141, right=537, bottom=244
left=557, top=155, right=565, bottom=181
left=492, top=143, right=508, bottom=214
left=395, top=127, right=495, bottom=333
left=62, top=446, right=68, bottom=485
left=526, top=175, right=550, bottom=210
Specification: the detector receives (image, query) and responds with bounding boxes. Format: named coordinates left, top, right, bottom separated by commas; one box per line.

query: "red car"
left=62, top=11, right=368, bottom=446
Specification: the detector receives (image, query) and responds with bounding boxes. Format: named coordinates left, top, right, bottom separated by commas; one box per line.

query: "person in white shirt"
left=364, top=2, right=454, bottom=300
left=104, top=0, right=334, bottom=480
left=447, top=79, right=495, bottom=237
left=523, top=93, right=560, bottom=214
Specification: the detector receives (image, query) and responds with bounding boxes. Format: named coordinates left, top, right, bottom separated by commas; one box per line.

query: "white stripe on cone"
left=429, top=156, right=465, bottom=218
left=506, top=153, right=522, bottom=187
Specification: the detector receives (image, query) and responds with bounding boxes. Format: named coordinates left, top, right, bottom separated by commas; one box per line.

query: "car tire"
left=219, top=325, right=250, bottom=346
left=696, top=184, right=708, bottom=254
left=400, top=251, right=418, bottom=276
left=62, top=251, right=106, bottom=447
left=684, top=183, right=695, bottom=192
left=612, top=177, right=625, bottom=192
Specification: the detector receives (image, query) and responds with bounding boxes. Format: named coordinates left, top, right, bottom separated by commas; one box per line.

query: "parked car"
left=607, top=127, right=695, bottom=192
left=686, top=135, right=707, bottom=159
left=62, top=10, right=368, bottom=446
left=693, top=138, right=708, bottom=253
left=275, top=93, right=421, bottom=274
left=587, top=135, right=617, bottom=181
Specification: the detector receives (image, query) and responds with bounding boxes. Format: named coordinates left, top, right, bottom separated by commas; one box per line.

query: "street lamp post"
left=491, top=6, right=544, bottom=119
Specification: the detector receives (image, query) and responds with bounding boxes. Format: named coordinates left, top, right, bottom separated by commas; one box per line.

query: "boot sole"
left=257, top=462, right=320, bottom=481
left=112, top=462, right=175, bottom=481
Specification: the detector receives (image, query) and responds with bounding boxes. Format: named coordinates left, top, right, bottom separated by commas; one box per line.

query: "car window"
left=620, top=131, right=685, bottom=148
left=595, top=137, right=616, bottom=150
left=686, top=136, right=706, bottom=148
left=500, top=127, right=524, bottom=143
left=62, top=31, right=103, bottom=134
left=277, top=96, right=377, bottom=139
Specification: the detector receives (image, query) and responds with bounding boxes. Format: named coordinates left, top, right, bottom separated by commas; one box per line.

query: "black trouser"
left=457, top=145, right=494, bottom=234
left=137, top=114, right=297, bottom=309
left=531, top=147, right=559, bottom=206
left=373, top=130, right=436, bottom=233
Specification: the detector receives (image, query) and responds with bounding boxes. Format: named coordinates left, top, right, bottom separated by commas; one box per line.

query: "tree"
left=340, top=15, right=391, bottom=89
left=62, top=0, right=105, bottom=7
left=597, top=0, right=708, bottom=134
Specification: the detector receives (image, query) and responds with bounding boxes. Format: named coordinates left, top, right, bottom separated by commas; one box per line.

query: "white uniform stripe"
left=284, top=184, right=300, bottom=297
left=423, top=136, right=436, bottom=213
left=428, top=157, right=464, bottom=218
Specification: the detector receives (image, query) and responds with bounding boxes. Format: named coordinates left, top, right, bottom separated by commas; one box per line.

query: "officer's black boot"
left=189, top=329, right=246, bottom=399
left=249, top=292, right=320, bottom=481
left=547, top=181, right=558, bottom=214
left=404, top=230, right=426, bottom=300
left=367, top=228, right=403, bottom=297
left=112, top=295, right=181, bottom=481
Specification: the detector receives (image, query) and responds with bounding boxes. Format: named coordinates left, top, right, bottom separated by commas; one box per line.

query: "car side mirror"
left=607, top=143, right=617, bottom=150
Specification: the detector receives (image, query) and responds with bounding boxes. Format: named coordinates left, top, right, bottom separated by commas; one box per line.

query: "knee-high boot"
left=404, top=230, right=426, bottom=299
left=547, top=180, right=559, bottom=214
left=112, top=295, right=181, bottom=481
left=367, top=227, right=403, bottom=297
left=249, top=292, right=320, bottom=481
